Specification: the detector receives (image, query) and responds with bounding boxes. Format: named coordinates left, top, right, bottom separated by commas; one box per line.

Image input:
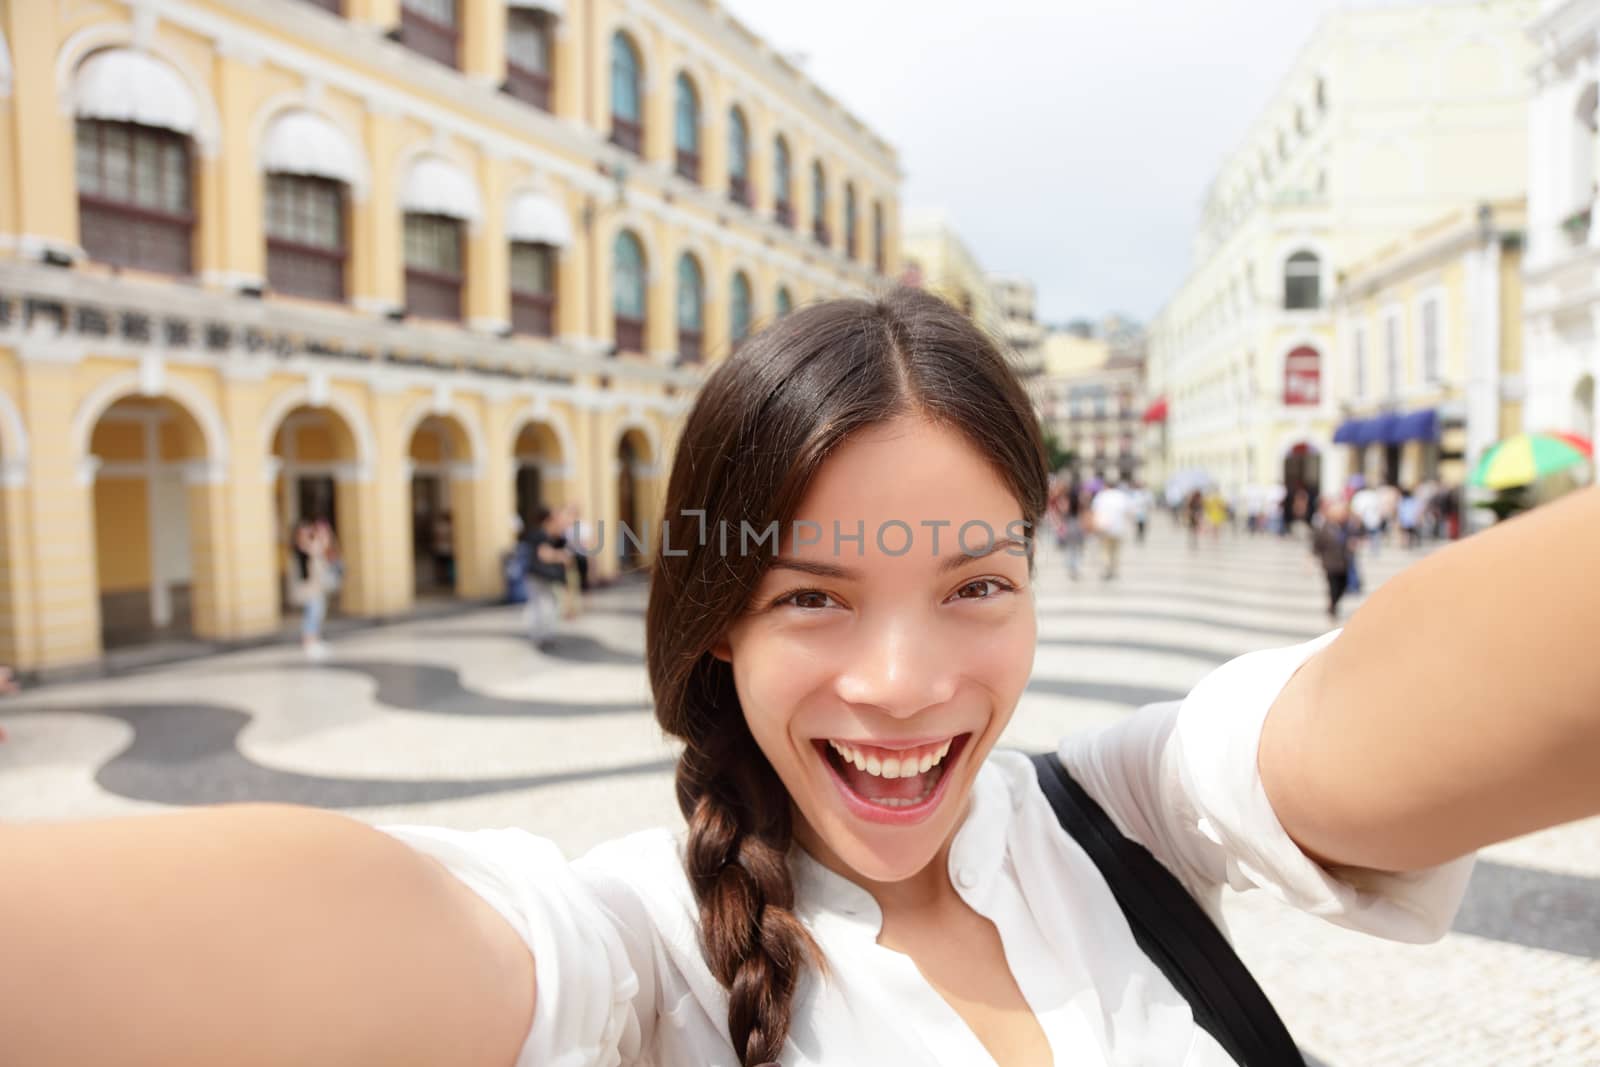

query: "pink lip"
left=823, top=735, right=957, bottom=752
left=813, top=734, right=972, bottom=827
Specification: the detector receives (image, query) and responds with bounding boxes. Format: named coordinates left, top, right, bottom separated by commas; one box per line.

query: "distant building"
left=1035, top=326, right=1148, bottom=483
left=899, top=211, right=1002, bottom=339
left=988, top=274, right=1044, bottom=372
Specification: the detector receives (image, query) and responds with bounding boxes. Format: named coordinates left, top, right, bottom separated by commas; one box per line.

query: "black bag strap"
left=1028, top=751, right=1305, bottom=1067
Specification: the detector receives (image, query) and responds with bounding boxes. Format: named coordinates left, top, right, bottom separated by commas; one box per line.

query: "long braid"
left=674, top=665, right=817, bottom=1066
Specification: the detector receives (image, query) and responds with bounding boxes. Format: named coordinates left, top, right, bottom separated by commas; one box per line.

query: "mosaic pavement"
left=2, top=520, right=1596, bottom=1066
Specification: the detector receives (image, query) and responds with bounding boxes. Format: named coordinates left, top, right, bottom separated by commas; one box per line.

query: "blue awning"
left=1388, top=408, right=1439, bottom=444
left=1333, top=418, right=1366, bottom=444
left=1337, top=409, right=1440, bottom=446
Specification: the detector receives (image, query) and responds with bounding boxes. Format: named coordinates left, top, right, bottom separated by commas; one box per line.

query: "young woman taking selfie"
left=4, top=289, right=1599, bottom=1067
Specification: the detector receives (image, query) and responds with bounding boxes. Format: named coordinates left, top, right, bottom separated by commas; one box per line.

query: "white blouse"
left=384, top=633, right=1476, bottom=1067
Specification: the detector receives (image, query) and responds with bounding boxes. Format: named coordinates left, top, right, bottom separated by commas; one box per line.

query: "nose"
left=833, top=611, right=958, bottom=719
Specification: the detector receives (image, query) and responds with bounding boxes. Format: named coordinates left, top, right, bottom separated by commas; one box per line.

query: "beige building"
left=1147, top=0, right=1537, bottom=502
left=0, top=0, right=899, bottom=672
left=1035, top=328, right=1147, bottom=482
left=1331, top=200, right=1526, bottom=495
left=899, top=211, right=1001, bottom=339
left=988, top=273, right=1044, bottom=370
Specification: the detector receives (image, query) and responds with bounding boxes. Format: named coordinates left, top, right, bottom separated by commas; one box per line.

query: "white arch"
left=72, top=371, right=230, bottom=465
left=397, top=394, right=489, bottom=465
left=505, top=403, right=580, bottom=475
left=258, top=383, right=377, bottom=472
left=54, top=24, right=222, bottom=157
left=606, top=17, right=652, bottom=101
left=251, top=94, right=371, bottom=200
left=394, top=139, right=483, bottom=227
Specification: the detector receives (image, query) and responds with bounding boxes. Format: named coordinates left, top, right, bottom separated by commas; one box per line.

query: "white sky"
left=721, top=0, right=1410, bottom=325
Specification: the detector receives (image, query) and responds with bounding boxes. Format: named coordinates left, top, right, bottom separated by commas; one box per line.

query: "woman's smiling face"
left=715, top=416, right=1037, bottom=885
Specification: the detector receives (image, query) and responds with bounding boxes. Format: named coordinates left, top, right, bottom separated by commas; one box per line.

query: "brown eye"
left=776, top=589, right=836, bottom=610
left=954, top=579, right=1009, bottom=601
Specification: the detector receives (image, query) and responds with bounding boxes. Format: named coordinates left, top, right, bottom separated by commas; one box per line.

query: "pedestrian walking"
left=11, top=290, right=1600, bottom=1067
left=521, top=505, right=573, bottom=649
left=1398, top=488, right=1424, bottom=549
left=1062, top=477, right=1087, bottom=579
left=289, top=518, right=335, bottom=659
left=1311, top=500, right=1360, bottom=621
left=1091, top=480, right=1133, bottom=579
left=1132, top=481, right=1151, bottom=544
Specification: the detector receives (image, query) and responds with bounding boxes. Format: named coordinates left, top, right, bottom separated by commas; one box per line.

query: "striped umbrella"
left=1468, top=433, right=1590, bottom=490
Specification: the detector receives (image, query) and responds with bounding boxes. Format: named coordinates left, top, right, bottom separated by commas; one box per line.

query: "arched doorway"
left=512, top=420, right=565, bottom=535
left=269, top=405, right=364, bottom=619
left=1283, top=441, right=1322, bottom=529
left=88, top=397, right=214, bottom=648
left=409, top=414, right=476, bottom=598
left=616, top=427, right=654, bottom=572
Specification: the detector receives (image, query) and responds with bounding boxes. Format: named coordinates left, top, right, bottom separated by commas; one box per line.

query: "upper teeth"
left=827, top=738, right=953, bottom=779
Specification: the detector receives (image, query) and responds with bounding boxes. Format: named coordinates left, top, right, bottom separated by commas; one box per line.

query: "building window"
left=1284, top=346, right=1321, bottom=406
left=613, top=229, right=646, bottom=353
left=677, top=252, right=704, bottom=363
left=873, top=201, right=885, bottom=273
left=399, top=0, right=458, bottom=69
left=505, top=9, right=552, bottom=112
left=776, top=285, right=793, bottom=317
left=774, top=135, right=793, bottom=227
left=728, top=106, right=751, bottom=206
left=811, top=159, right=828, bottom=246
left=510, top=241, right=556, bottom=337
left=265, top=174, right=345, bottom=302
left=844, top=182, right=858, bottom=261
left=404, top=212, right=463, bottom=321
left=1384, top=313, right=1402, bottom=397
left=730, top=270, right=752, bottom=349
left=1283, top=250, right=1321, bottom=310
left=610, top=32, right=643, bottom=155
left=674, top=73, right=701, bottom=183
left=1351, top=326, right=1367, bottom=399
left=75, top=119, right=194, bottom=276
left=1420, top=297, right=1441, bottom=384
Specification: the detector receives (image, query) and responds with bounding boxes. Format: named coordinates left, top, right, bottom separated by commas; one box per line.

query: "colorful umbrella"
left=1469, top=433, right=1590, bottom=490
left=1546, top=431, right=1593, bottom=458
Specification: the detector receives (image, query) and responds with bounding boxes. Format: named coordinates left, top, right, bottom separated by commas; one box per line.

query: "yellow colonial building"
left=899, top=211, right=1001, bottom=339
left=1147, top=0, right=1536, bottom=503
left=0, top=0, right=900, bottom=671
left=1331, top=200, right=1526, bottom=495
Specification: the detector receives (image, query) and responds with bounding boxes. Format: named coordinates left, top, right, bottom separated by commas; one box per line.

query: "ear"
left=709, top=639, right=733, bottom=663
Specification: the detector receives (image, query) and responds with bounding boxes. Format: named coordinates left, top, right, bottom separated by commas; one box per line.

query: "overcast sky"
left=721, top=0, right=1402, bottom=325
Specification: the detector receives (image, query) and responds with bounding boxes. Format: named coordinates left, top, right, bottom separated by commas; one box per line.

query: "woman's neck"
left=793, top=802, right=972, bottom=919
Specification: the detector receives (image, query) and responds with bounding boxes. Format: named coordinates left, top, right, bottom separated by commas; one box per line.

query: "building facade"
left=1524, top=0, right=1600, bottom=448
left=1331, top=201, right=1526, bottom=496
left=987, top=272, right=1044, bottom=370
left=1147, top=0, right=1537, bottom=502
left=0, top=0, right=899, bottom=671
left=898, top=211, right=1001, bottom=339
left=1034, top=328, right=1147, bottom=483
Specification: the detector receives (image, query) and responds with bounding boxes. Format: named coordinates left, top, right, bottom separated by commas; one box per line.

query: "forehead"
left=778, top=418, right=1021, bottom=558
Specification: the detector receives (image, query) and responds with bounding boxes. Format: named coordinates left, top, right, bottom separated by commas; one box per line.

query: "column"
left=352, top=107, right=404, bottom=315
left=551, top=16, right=582, bottom=123
left=462, top=0, right=508, bottom=88
left=213, top=374, right=284, bottom=639
left=466, top=152, right=510, bottom=333
left=643, top=30, right=673, bottom=168
left=556, top=187, right=589, bottom=345
left=214, top=50, right=265, bottom=289
left=7, top=1, right=76, bottom=259
left=645, top=217, right=674, bottom=358
left=369, top=390, right=420, bottom=615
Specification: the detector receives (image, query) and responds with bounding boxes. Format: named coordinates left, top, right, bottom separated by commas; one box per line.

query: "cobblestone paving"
left=1, top=521, right=1596, bottom=1065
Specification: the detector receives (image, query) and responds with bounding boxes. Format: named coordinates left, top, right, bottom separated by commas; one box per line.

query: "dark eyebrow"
left=767, top=537, right=1030, bottom=580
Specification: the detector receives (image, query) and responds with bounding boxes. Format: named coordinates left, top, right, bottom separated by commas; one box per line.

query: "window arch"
left=730, top=270, right=753, bottom=349
left=811, top=159, right=828, bottom=246
left=728, top=105, right=751, bottom=206
left=674, top=72, right=700, bottom=183
left=260, top=109, right=360, bottom=303
left=613, top=229, right=647, bottom=353
left=776, top=285, right=793, bottom=317
left=610, top=32, right=643, bottom=155
left=676, top=252, right=705, bottom=363
left=1283, top=250, right=1321, bottom=310
left=774, top=134, right=793, bottom=227
left=844, top=182, right=858, bottom=260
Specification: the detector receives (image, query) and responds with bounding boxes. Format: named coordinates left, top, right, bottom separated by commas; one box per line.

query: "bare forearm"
left=0, top=806, right=533, bottom=1066
left=1262, top=486, right=1600, bottom=871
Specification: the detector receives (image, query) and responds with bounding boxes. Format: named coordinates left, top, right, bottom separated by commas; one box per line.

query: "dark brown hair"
left=646, top=288, right=1048, bottom=1065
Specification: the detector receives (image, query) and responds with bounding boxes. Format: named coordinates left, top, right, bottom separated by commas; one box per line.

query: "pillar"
left=352, top=108, right=404, bottom=315
left=462, top=0, right=508, bottom=87
left=214, top=50, right=265, bottom=289
left=6, top=1, right=76, bottom=259
left=466, top=152, right=510, bottom=333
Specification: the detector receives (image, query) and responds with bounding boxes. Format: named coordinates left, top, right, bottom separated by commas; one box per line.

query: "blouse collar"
left=788, top=757, right=1016, bottom=939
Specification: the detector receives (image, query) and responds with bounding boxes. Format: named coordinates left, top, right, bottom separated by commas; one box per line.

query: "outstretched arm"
left=0, top=804, right=534, bottom=1066
left=1260, top=486, right=1600, bottom=872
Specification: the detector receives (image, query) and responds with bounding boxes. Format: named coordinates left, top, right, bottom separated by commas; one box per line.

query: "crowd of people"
left=1045, top=475, right=1153, bottom=580
left=503, top=504, right=595, bottom=649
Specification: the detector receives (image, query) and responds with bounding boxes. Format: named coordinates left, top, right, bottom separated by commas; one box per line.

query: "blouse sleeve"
left=379, top=825, right=653, bottom=1067
left=1056, top=631, right=1476, bottom=944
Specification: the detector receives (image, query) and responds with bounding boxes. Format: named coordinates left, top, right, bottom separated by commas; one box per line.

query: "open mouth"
left=813, top=733, right=973, bottom=825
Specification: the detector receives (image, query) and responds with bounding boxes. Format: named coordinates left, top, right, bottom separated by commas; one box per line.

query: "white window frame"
left=1381, top=305, right=1404, bottom=400
left=1415, top=288, right=1446, bottom=387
